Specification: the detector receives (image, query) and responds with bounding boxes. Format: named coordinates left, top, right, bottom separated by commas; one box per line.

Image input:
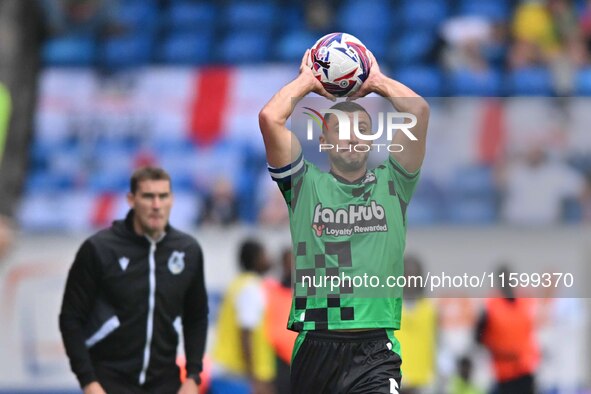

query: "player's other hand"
left=83, top=382, right=107, bottom=394
left=177, top=377, right=199, bottom=394
left=347, top=50, right=385, bottom=100
left=299, top=49, right=336, bottom=101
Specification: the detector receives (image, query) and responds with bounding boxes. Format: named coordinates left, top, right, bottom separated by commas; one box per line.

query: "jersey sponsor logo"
left=167, top=251, right=185, bottom=275
left=312, top=201, right=388, bottom=237
left=119, top=257, right=130, bottom=271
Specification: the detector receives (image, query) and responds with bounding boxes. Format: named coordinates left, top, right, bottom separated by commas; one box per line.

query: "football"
left=307, top=32, right=372, bottom=97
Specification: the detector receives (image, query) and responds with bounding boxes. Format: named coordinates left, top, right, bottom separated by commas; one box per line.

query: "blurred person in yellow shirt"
left=211, top=239, right=275, bottom=394
left=397, top=255, right=437, bottom=394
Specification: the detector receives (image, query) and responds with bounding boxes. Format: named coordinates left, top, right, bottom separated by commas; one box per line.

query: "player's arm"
left=58, top=240, right=104, bottom=390
left=259, top=49, right=335, bottom=168
left=349, top=52, right=430, bottom=173
left=182, top=243, right=208, bottom=389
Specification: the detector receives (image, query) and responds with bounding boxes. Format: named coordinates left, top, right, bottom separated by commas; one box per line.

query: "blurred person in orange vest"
left=397, top=254, right=437, bottom=394
left=210, top=239, right=275, bottom=394
left=475, top=265, right=539, bottom=394
left=263, top=247, right=297, bottom=394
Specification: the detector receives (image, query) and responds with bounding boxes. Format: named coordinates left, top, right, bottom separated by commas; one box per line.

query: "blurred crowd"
left=203, top=244, right=588, bottom=394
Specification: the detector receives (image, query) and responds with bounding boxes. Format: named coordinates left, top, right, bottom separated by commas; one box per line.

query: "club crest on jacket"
left=168, top=251, right=185, bottom=275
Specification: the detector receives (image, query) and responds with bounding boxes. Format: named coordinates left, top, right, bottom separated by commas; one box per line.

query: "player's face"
left=127, top=179, right=173, bottom=238
left=321, top=111, right=372, bottom=173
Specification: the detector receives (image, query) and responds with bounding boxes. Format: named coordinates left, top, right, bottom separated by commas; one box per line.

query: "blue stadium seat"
left=459, top=0, right=511, bottom=21
left=354, top=34, right=387, bottom=62
left=223, top=2, right=277, bottom=32
left=574, top=67, right=591, bottom=96
left=507, top=67, right=554, bottom=96
left=165, top=2, right=217, bottom=32
left=337, top=0, right=392, bottom=36
left=101, top=34, right=153, bottom=68
left=449, top=68, right=503, bottom=96
left=389, top=31, right=436, bottom=65
left=275, top=31, right=316, bottom=63
left=42, top=36, right=96, bottom=66
left=451, top=165, right=497, bottom=197
left=395, top=66, right=444, bottom=97
left=401, top=0, right=449, bottom=30
left=219, top=31, right=271, bottom=64
left=448, top=198, right=497, bottom=224
left=159, top=32, right=213, bottom=65
left=111, top=1, right=158, bottom=32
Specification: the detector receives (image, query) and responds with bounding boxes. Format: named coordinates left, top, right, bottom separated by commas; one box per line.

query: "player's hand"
left=177, top=377, right=199, bottom=394
left=347, top=50, right=386, bottom=100
left=299, top=49, right=336, bottom=101
left=83, top=382, right=107, bottom=394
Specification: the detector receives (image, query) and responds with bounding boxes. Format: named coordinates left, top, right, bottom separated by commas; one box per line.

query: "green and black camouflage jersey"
left=268, top=153, right=420, bottom=331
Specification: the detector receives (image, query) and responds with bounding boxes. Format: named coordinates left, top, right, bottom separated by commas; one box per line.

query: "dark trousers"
left=496, top=374, right=535, bottom=394
left=94, top=364, right=181, bottom=394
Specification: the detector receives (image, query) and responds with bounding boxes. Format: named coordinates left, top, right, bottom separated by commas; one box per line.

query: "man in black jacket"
left=59, top=167, right=208, bottom=394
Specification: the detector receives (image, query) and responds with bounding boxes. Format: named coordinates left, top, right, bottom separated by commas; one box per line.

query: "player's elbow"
left=414, top=98, right=430, bottom=119
left=258, top=107, right=276, bottom=133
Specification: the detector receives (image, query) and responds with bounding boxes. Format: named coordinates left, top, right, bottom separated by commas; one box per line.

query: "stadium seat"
left=448, top=68, right=503, bottom=96
left=451, top=165, right=497, bottom=198
left=164, top=2, right=217, bottom=32
left=223, top=2, right=277, bottom=32
left=354, top=34, right=388, bottom=62
left=395, top=66, right=444, bottom=97
left=111, top=1, right=159, bottom=32
left=389, top=31, right=437, bottom=66
left=458, top=0, right=511, bottom=21
left=401, top=0, right=449, bottom=30
left=42, top=36, right=97, bottom=66
left=506, top=67, right=554, bottom=96
left=275, top=31, right=317, bottom=63
left=159, top=32, right=213, bottom=65
left=447, top=198, right=497, bottom=224
left=337, top=0, right=392, bottom=36
left=218, top=31, right=271, bottom=64
left=574, top=67, right=591, bottom=96
left=100, top=34, right=153, bottom=68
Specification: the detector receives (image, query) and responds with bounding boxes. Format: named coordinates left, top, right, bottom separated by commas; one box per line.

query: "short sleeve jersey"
left=269, top=154, right=420, bottom=331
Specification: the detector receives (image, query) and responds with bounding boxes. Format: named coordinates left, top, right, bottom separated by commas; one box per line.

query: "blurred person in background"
left=59, top=166, right=208, bottom=394
left=447, top=356, right=483, bottom=394
left=498, top=143, right=586, bottom=225
left=257, top=174, right=290, bottom=227
left=210, top=239, right=275, bottom=394
left=263, top=247, right=297, bottom=394
left=397, top=254, right=437, bottom=394
left=476, top=265, right=539, bottom=394
left=198, top=178, right=239, bottom=227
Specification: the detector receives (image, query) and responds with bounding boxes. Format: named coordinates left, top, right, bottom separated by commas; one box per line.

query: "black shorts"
left=291, top=329, right=402, bottom=394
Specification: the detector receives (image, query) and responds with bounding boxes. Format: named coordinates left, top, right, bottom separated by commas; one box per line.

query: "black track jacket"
left=59, top=210, right=208, bottom=388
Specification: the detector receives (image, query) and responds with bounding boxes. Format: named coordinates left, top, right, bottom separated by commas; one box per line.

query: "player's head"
left=127, top=166, right=173, bottom=238
left=319, top=101, right=373, bottom=174
left=404, top=254, right=425, bottom=299
left=239, top=239, right=271, bottom=274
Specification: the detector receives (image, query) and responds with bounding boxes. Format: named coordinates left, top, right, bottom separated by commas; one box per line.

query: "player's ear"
left=126, top=192, right=135, bottom=208
left=319, top=133, right=326, bottom=144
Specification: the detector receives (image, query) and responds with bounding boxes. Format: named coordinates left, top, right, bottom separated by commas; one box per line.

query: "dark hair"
left=323, top=101, right=372, bottom=133
left=130, top=166, right=171, bottom=194
left=239, top=239, right=263, bottom=271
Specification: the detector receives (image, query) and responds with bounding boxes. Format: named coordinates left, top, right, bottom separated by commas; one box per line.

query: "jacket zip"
left=139, top=237, right=159, bottom=385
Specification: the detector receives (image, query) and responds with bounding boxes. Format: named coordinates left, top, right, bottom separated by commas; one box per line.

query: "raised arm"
left=259, top=50, right=335, bottom=168
left=349, top=52, right=430, bottom=173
